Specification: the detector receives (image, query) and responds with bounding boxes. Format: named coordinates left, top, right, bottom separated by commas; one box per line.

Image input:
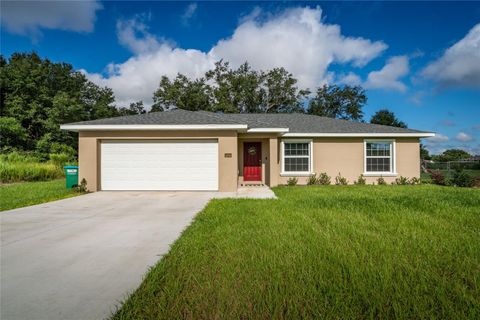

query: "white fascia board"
left=282, top=132, right=435, bottom=138
left=247, top=128, right=289, bottom=133
left=60, top=124, right=248, bottom=132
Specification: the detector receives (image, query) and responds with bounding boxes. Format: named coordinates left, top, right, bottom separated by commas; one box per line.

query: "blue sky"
left=1, top=1, right=479, bottom=155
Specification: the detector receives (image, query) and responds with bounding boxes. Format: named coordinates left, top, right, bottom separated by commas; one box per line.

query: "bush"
left=287, top=177, right=298, bottom=186
left=377, top=177, right=387, bottom=185
left=307, top=174, right=317, bottom=185
left=395, top=176, right=410, bottom=185
left=430, top=170, right=446, bottom=186
left=473, top=176, right=480, bottom=188
left=354, top=174, right=366, bottom=185
left=409, top=177, right=421, bottom=185
left=317, top=172, right=331, bottom=185
left=74, top=178, right=88, bottom=192
left=451, top=170, right=474, bottom=187
left=335, top=172, right=348, bottom=185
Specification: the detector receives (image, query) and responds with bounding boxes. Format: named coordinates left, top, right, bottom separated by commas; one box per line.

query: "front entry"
left=243, top=142, right=262, bottom=181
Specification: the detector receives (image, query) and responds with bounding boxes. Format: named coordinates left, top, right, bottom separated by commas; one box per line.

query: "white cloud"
left=337, top=72, right=362, bottom=86
left=423, top=133, right=450, bottom=154
left=456, top=132, right=474, bottom=142
left=364, top=56, right=409, bottom=92
left=83, top=46, right=215, bottom=107
left=116, top=16, right=164, bottom=55
left=181, top=3, right=198, bottom=25
left=408, top=90, right=427, bottom=106
left=0, top=0, right=102, bottom=39
left=84, top=7, right=387, bottom=107
left=428, top=133, right=449, bottom=143
left=422, top=23, right=480, bottom=88
left=211, top=7, right=386, bottom=90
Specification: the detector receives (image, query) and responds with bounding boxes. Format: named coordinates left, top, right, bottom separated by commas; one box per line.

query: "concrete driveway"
left=1, top=191, right=215, bottom=320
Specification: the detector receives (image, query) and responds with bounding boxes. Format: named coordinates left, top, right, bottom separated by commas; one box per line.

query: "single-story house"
left=60, top=109, right=435, bottom=192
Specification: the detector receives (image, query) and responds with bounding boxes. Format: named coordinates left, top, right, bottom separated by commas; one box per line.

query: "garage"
left=100, top=140, right=218, bottom=191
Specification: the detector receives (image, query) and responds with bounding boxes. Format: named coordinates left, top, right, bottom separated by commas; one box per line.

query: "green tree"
left=153, top=61, right=308, bottom=114
left=259, top=67, right=309, bottom=113
left=307, top=85, right=366, bottom=121
left=370, top=109, right=407, bottom=128
left=1, top=52, right=118, bottom=156
left=206, top=61, right=263, bottom=113
left=0, top=117, right=28, bottom=151
left=118, top=101, right=146, bottom=116
left=433, top=149, right=472, bottom=162
left=151, top=74, right=211, bottom=112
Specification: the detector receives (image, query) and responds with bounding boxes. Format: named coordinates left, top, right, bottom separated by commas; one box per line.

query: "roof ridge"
left=194, top=110, right=247, bottom=125
left=197, top=111, right=283, bottom=128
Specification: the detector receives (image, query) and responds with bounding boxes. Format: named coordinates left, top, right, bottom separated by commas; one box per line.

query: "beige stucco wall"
left=78, top=130, right=420, bottom=192
left=78, top=130, right=238, bottom=192
left=277, top=137, right=420, bottom=185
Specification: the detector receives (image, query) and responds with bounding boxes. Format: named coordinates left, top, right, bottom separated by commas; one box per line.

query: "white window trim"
left=280, top=139, right=314, bottom=176
left=363, top=139, right=397, bottom=176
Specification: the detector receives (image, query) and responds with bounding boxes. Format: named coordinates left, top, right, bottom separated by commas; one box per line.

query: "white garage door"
left=101, top=140, right=218, bottom=191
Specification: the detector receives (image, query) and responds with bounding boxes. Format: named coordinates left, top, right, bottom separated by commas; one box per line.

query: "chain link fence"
left=421, top=160, right=480, bottom=180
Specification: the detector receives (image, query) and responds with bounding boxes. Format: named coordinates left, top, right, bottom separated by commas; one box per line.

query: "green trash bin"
left=64, top=165, right=79, bottom=189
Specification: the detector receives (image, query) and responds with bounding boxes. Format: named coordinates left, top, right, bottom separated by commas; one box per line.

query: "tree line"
left=2, top=52, right=468, bottom=161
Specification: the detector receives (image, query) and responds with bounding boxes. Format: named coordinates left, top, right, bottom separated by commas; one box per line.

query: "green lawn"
left=113, top=185, right=480, bottom=319
left=0, top=179, right=82, bottom=211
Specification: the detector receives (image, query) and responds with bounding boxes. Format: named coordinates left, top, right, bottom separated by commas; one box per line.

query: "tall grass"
left=0, top=152, right=67, bottom=183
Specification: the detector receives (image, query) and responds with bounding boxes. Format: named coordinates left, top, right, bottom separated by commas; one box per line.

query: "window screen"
left=365, top=142, right=392, bottom=172
left=284, top=142, right=310, bottom=172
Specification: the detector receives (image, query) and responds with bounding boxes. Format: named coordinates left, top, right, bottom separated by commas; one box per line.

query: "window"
left=364, top=140, right=395, bottom=174
left=282, top=140, right=312, bottom=174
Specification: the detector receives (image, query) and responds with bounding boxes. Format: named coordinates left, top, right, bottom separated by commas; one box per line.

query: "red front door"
left=243, top=142, right=262, bottom=181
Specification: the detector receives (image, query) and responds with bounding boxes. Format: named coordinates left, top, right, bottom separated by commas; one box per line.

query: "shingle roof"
left=65, top=109, right=241, bottom=125
left=207, top=112, right=428, bottom=134
left=63, top=109, right=431, bottom=134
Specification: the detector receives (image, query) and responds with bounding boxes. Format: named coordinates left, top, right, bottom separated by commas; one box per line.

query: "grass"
left=112, top=185, right=480, bottom=320
left=0, top=161, right=64, bottom=183
left=0, top=179, right=82, bottom=211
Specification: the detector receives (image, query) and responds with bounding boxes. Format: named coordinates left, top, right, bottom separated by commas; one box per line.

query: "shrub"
left=473, top=176, right=480, bottom=188
left=317, top=172, right=331, bottom=185
left=451, top=170, right=474, bottom=187
left=377, top=177, right=387, bottom=185
left=354, top=174, right=366, bottom=185
left=395, top=176, right=410, bottom=185
left=287, top=177, right=298, bottom=186
left=307, top=174, right=317, bottom=185
left=74, top=178, right=88, bottom=192
left=335, top=172, right=348, bottom=185
left=430, top=170, right=446, bottom=186
left=409, top=177, right=421, bottom=185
